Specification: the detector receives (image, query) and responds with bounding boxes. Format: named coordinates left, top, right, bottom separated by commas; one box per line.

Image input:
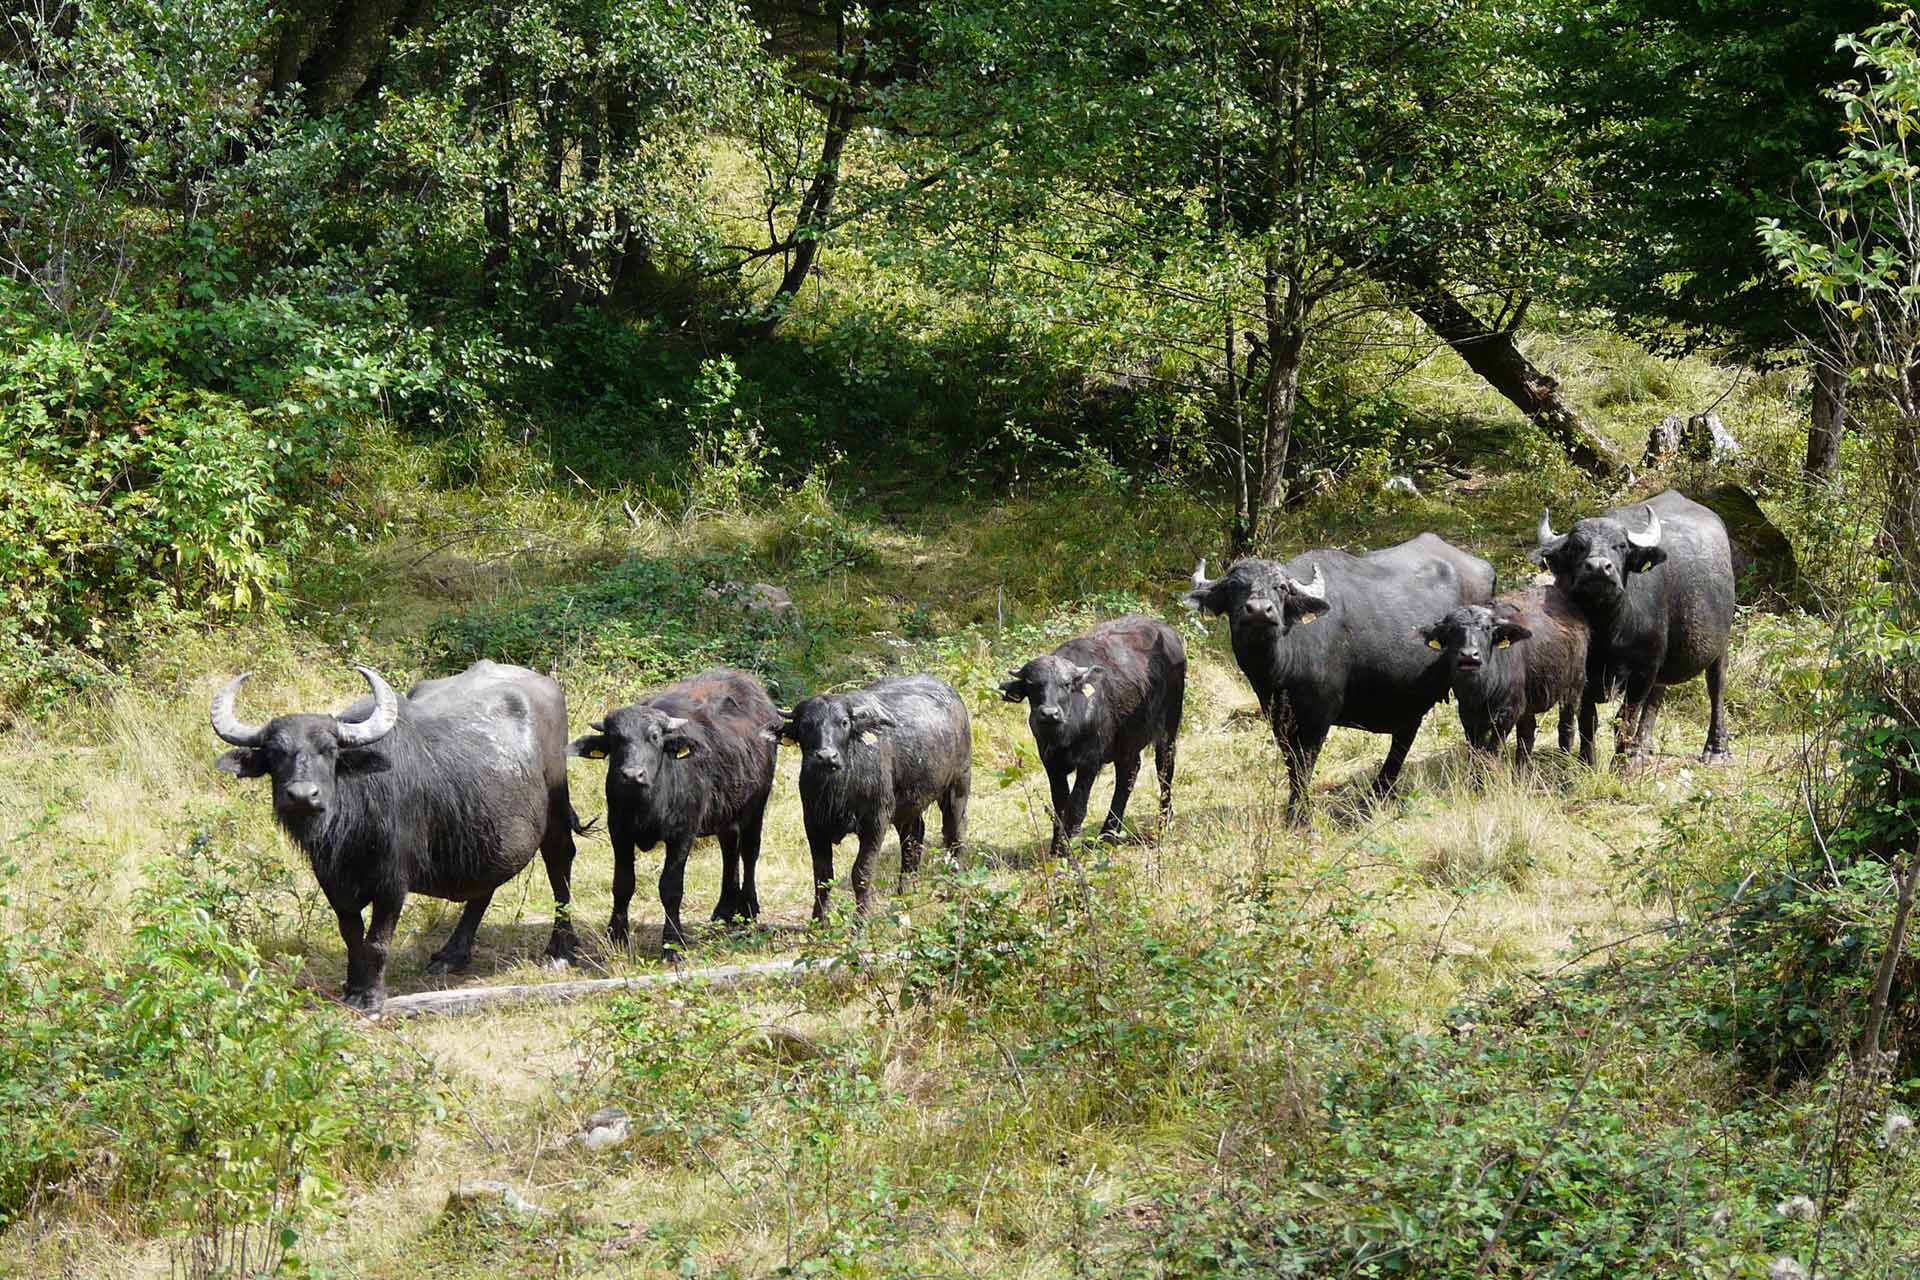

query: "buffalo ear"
left=568, top=733, right=611, bottom=760
left=1183, top=581, right=1231, bottom=616
left=851, top=700, right=896, bottom=731
left=1418, top=624, right=1447, bottom=652
left=764, top=718, right=800, bottom=746
left=664, top=732, right=696, bottom=760
left=1492, top=621, right=1533, bottom=647
left=1626, top=544, right=1668, bottom=575
left=337, top=747, right=393, bottom=776
left=215, top=748, right=268, bottom=778
left=1286, top=596, right=1330, bottom=627
left=998, top=678, right=1028, bottom=704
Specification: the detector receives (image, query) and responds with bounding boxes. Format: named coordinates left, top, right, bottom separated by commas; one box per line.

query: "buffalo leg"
left=540, top=789, right=579, bottom=962
left=658, top=836, right=695, bottom=959
left=1557, top=703, right=1576, bottom=754
left=850, top=821, right=886, bottom=915
left=1701, top=656, right=1733, bottom=763
left=897, top=812, right=926, bottom=882
left=940, top=779, right=969, bottom=852
left=1615, top=676, right=1662, bottom=766
left=806, top=819, right=838, bottom=923
left=427, top=892, right=493, bottom=975
left=1578, top=694, right=1600, bottom=767
left=1371, top=724, right=1421, bottom=802
left=736, top=793, right=767, bottom=920
left=1514, top=715, right=1537, bottom=770
left=1062, top=769, right=1099, bottom=849
left=1101, top=749, right=1141, bottom=839
left=1046, top=765, right=1074, bottom=857
left=609, top=831, right=638, bottom=947
left=350, top=887, right=406, bottom=1014
left=327, top=888, right=374, bottom=1009
left=713, top=825, right=745, bottom=924
left=1154, top=733, right=1177, bottom=827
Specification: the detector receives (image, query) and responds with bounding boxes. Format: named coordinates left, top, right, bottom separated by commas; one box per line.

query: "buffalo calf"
left=569, top=669, right=778, bottom=956
left=999, top=615, right=1185, bottom=855
left=1423, top=586, right=1590, bottom=766
left=212, top=661, right=584, bottom=1013
left=777, top=675, right=971, bottom=919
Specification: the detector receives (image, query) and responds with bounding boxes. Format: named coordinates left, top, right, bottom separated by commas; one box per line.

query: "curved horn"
left=1294, top=562, right=1327, bottom=600
left=1537, top=508, right=1559, bottom=547
left=590, top=718, right=606, bottom=732
left=1626, top=503, right=1662, bottom=548
left=334, top=666, right=399, bottom=748
left=209, top=673, right=268, bottom=747
left=1190, top=558, right=1210, bottom=590
left=661, top=716, right=690, bottom=733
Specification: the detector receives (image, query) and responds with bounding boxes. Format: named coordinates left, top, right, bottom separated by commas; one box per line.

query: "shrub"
left=0, top=846, right=438, bottom=1235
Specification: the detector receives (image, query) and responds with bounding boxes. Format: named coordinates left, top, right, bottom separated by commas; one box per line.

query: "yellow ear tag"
left=860, top=730, right=879, bottom=745
left=674, top=745, right=691, bottom=759
left=1427, top=638, right=1444, bottom=650
left=1496, top=638, right=1513, bottom=649
left=1299, top=613, right=1317, bottom=625
left=588, top=748, right=607, bottom=759
left=1080, top=683, right=1095, bottom=699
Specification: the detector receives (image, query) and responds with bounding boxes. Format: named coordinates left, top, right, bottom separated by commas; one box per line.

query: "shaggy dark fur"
left=779, top=675, right=972, bottom=919
left=998, top=615, right=1185, bottom=855
left=213, top=661, right=582, bottom=1014
left=1534, top=489, right=1735, bottom=765
left=1423, top=586, right=1590, bottom=766
left=1185, top=533, right=1495, bottom=821
left=569, top=668, right=778, bottom=955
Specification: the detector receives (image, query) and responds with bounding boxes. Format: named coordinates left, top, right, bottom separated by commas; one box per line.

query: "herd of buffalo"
left=208, top=489, right=1737, bottom=1012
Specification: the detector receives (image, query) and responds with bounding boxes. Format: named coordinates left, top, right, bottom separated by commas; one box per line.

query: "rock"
left=1683, top=411, right=1741, bottom=464
left=704, top=581, right=800, bottom=629
left=1696, top=484, right=1803, bottom=608
left=740, top=1024, right=827, bottom=1064
left=1645, top=414, right=1685, bottom=466
left=577, top=1107, right=632, bottom=1152
left=1383, top=474, right=1419, bottom=496
left=445, top=1180, right=547, bottom=1219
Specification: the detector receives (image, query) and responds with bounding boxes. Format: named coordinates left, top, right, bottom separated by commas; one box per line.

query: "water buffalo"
left=1422, top=586, right=1590, bottom=766
left=1185, top=533, right=1496, bottom=820
left=1534, top=489, right=1735, bottom=765
left=211, top=661, right=584, bottom=1014
left=568, top=668, right=778, bottom=956
left=776, top=675, right=971, bottom=920
left=998, top=615, right=1185, bottom=855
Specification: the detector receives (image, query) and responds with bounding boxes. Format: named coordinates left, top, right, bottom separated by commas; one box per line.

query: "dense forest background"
left=3, top=1, right=1920, bottom=1277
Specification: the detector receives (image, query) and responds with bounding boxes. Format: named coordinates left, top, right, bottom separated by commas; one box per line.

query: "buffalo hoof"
left=607, top=917, right=631, bottom=949
left=342, top=987, right=385, bottom=1016
left=544, top=931, right=579, bottom=966
left=425, top=952, right=471, bottom=977
left=1701, top=747, right=1734, bottom=766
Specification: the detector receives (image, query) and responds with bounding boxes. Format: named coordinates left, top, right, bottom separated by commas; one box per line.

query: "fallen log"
left=378, top=954, right=861, bottom=1020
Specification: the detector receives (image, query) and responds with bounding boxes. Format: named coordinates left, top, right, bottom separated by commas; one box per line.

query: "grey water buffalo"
left=1534, top=489, right=1735, bottom=765
left=999, top=615, right=1185, bottom=855
left=1422, top=586, right=1590, bottom=766
left=777, top=675, right=971, bottom=919
left=568, top=668, right=778, bottom=956
left=211, top=661, right=586, bottom=1013
left=1184, top=533, right=1496, bottom=820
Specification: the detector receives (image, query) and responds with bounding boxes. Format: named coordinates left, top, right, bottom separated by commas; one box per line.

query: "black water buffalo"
left=1534, top=489, right=1735, bottom=765
left=1184, top=533, right=1496, bottom=820
left=777, top=675, right=971, bottom=920
left=1422, top=586, right=1590, bottom=766
left=211, top=661, right=584, bottom=1013
left=568, top=668, right=778, bottom=956
left=998, top=615, right=1185, bottom=855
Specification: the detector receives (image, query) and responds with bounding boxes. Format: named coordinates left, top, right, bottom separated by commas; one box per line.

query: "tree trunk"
left=1808, top=357, right=1848, bottom=478
left=754, top=16, right=866, bottom=336
left=1392, top=269, right=1628, bottom=478
left=1258, top=255, right=1305, bottom=526
left=293, top=0, right=415, bottom=115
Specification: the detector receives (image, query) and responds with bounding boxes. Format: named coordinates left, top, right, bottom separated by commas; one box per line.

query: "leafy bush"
left=0, top=845, right=438, bottom=1235
left=422, top=552, right=804, bottom=694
